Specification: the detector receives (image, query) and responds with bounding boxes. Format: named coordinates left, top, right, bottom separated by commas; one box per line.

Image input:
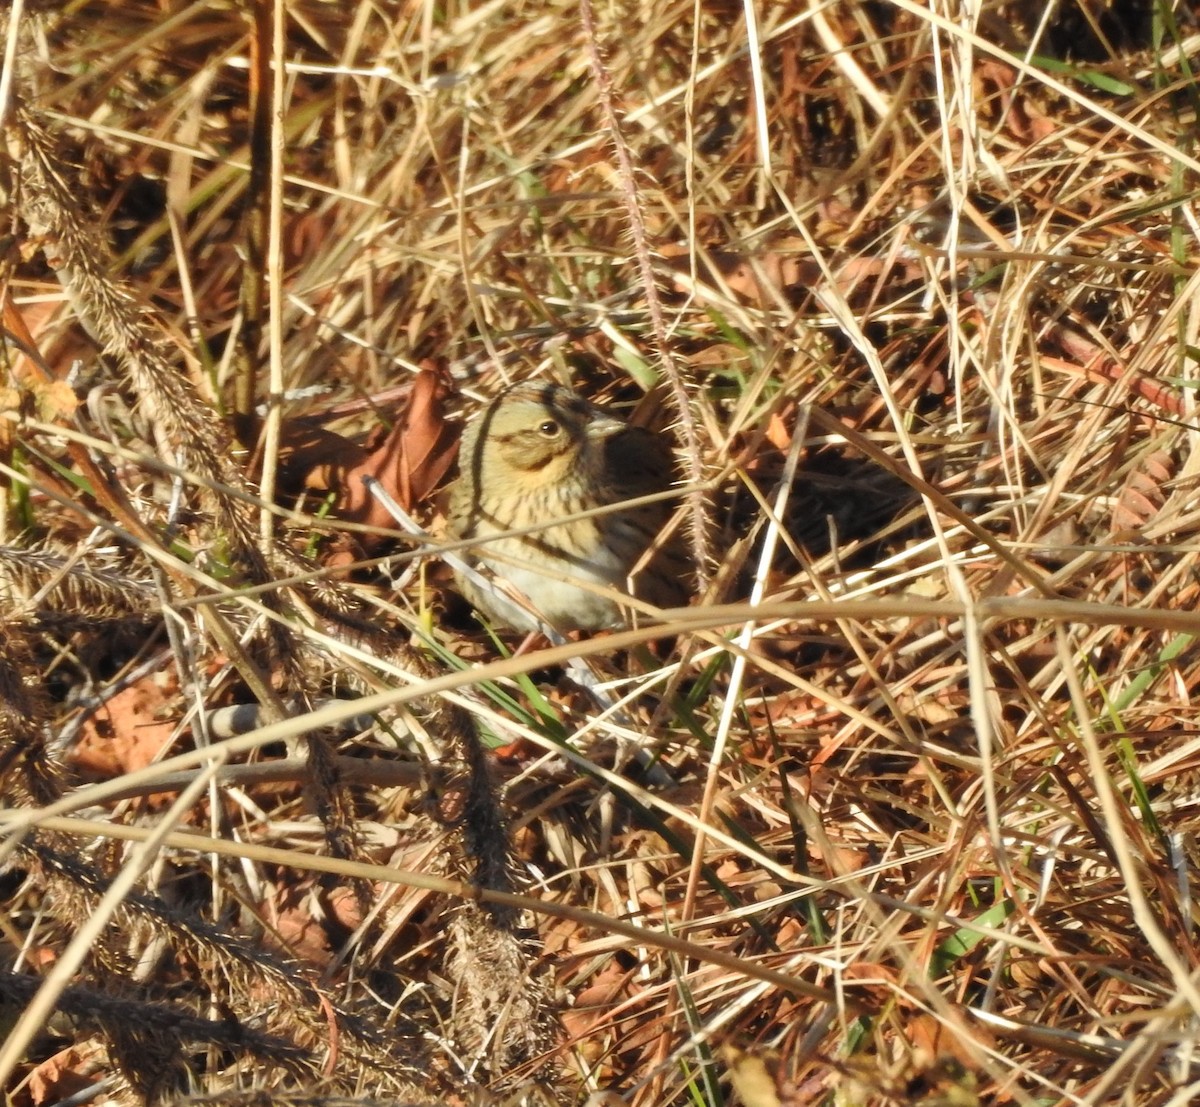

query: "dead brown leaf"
left=13, top=1043, right=101, bottom=1107
left=70, top=673, right=179, bottom=781
left=0, top=289, right=79, bottom=431
left=266, top=882, right=365, bottom=968
left=275, top=366, right=456, bottom=542
left=907, top=1010, right=994, bottom=1071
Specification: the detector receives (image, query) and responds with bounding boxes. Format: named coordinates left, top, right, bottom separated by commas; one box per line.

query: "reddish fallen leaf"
left=907, top=1011, right=994, bottom=1070
left=840, top=960, right=899, bottom=999
left=1, top=287, right=58, bottom=387
left=267, top=369, right=453, bottom=557
left=563, top=957, right=634, bottom=1040
left=765, top=410, right=793, bottom=452
left=492, top=735, right=542, bottom=762
left=975, top=60, right=1058, bottom=145
left=395, top=366, right=458, bottom=509
left=71, top=674, right=178, bottom=780
left=273, top=419, right=371, bottom=502
left=338, top=364, right=456, bottom=527
left=14, top=1043, right=101, bottom=1107
left=0, top=289, right=79, bottom=455
left=266, top=882, right=366, bottom=968
left=275, top=366, right=456, bottom=544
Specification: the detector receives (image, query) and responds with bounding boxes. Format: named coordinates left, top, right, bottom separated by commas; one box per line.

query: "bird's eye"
left=538, top=420, right=561, bottom=437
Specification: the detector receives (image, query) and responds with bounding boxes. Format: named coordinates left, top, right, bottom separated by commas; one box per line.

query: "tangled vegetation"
left=2, top=1, right=1200, bottom=1105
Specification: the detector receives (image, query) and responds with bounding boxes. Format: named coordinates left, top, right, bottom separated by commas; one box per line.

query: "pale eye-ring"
left=538, top=419, right=561, bottom=437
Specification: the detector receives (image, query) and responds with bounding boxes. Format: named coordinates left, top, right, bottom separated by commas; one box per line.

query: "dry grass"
left=3, top=1, right=1200, bottom=1105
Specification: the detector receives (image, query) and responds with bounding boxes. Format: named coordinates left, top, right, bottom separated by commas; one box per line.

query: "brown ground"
left=3, top=3, right=1200, bottom=1106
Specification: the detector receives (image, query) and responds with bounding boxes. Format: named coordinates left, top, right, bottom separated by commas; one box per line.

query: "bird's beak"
left=586, top=414, right=627, bottom=440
